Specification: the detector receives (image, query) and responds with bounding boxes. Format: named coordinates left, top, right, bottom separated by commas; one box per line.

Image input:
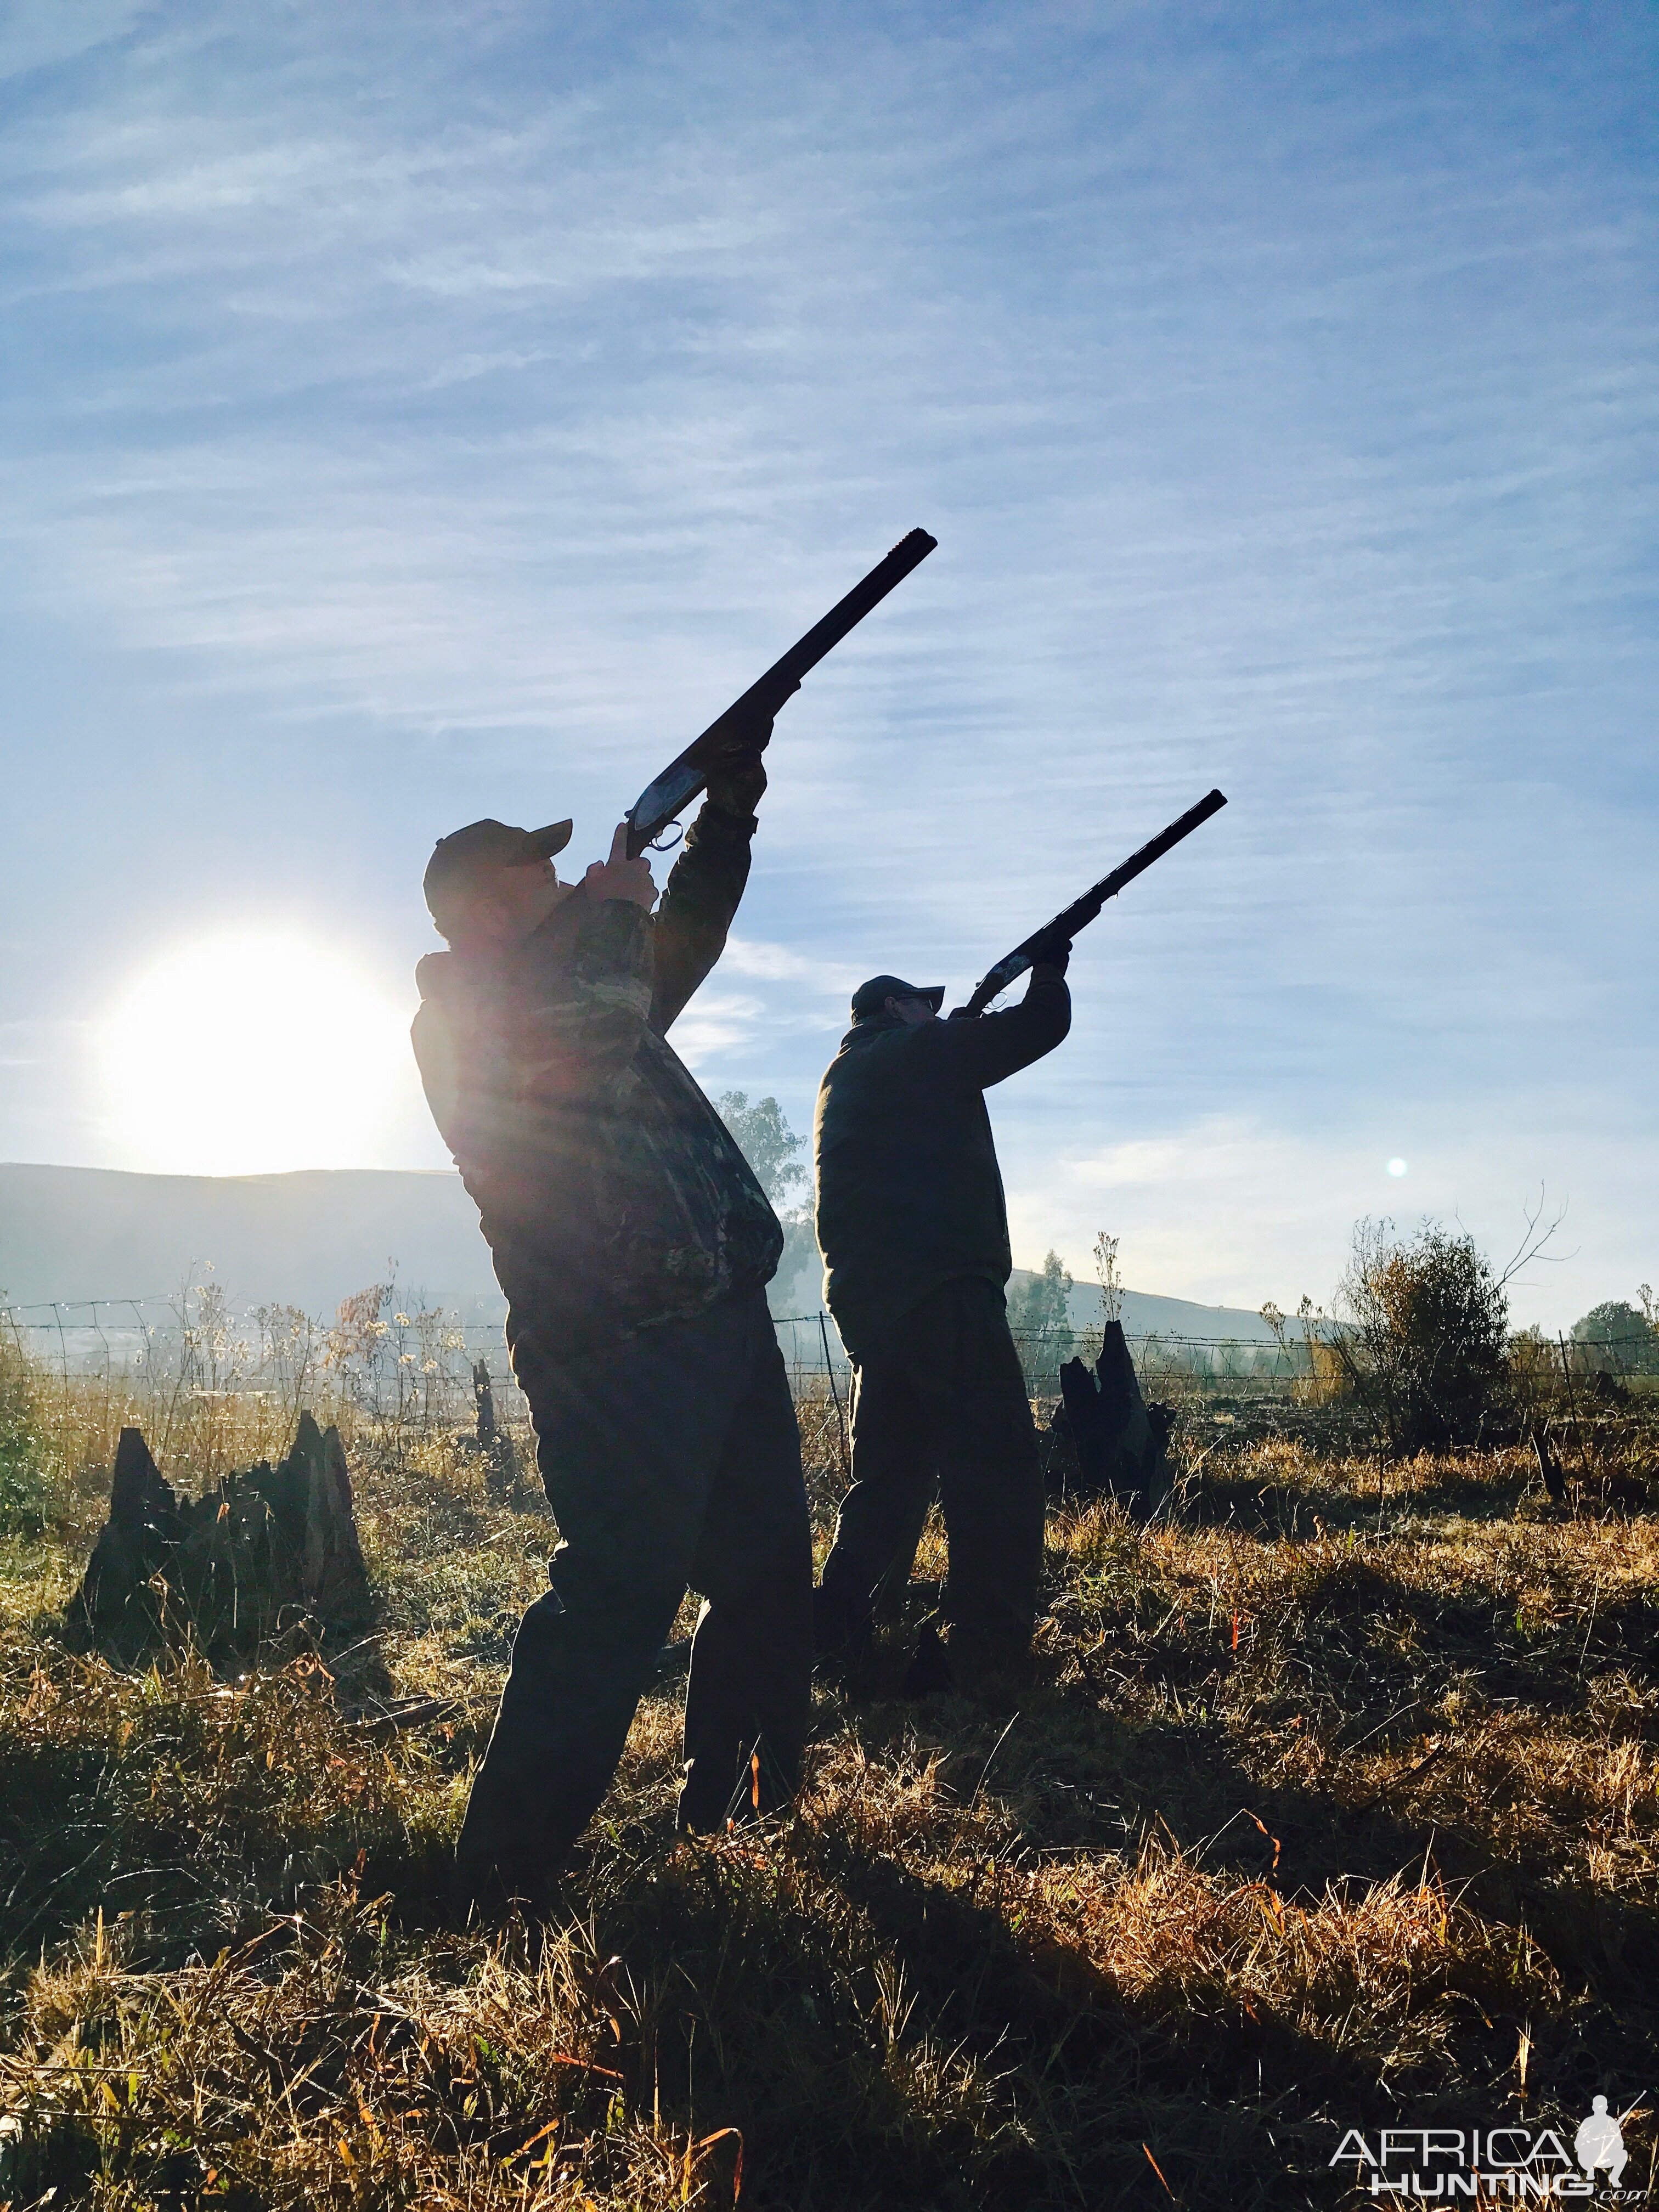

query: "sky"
left=0, top=0, right=1654, bottom=1329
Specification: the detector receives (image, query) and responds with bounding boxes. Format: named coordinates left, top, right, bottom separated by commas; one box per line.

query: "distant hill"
left=0, top=1164, right=1276, bottom=1343
left=1006, top=1267, right=1280, bottom=1344
left=0, top=1163, right=498, bottom=1319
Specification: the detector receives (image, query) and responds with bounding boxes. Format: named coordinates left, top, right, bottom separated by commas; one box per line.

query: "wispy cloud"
left=0, top=1, right=1654, bottom=1323
left=720, top=936, right=855, bottom=995
left=0, top=1, right=145, bottom=86
left=663, top=991, right=767, bottom=1070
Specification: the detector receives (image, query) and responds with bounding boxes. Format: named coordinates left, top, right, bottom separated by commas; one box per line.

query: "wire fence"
left=0, top=1299, right=1315, bottom=1393
left=5, top=1293, right=1654, bottom=1382
left=3, top=1288, right=1653, bottom=1476
left=0, top=1295, right=857, bottom=1412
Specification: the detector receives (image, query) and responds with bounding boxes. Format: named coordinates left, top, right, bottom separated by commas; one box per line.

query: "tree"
left=1010, top=1250, right=1075, bottom=1376
left=716, top=1093, right=817, bottom=1314
left=1570, top=1300, right=1659, bottom=1376
left=715, top=1091, right=806, bottom=1206
left=1335, top=1218, right=1508, bottom=1453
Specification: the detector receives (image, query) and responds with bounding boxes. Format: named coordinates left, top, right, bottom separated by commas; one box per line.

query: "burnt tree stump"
left=69, top=1413, right=371, bottom=1664
left=1051, top=1321, right=1172, bottom=1515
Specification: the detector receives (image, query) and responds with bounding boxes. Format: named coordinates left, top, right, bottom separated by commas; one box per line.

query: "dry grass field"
left=1, top=1353, right=1656, bottom=2208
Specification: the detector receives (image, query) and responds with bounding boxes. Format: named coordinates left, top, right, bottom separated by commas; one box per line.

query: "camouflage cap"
left=850, top=974, right=945, bottom=1022
left=423, top=817, right=573, bottom=935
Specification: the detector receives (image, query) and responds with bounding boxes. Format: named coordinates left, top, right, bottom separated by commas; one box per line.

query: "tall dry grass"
left=0, top=1358, right=1655, bottom=2205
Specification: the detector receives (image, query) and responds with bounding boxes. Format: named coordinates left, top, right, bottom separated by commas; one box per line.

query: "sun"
left=101, top=929, right=416, bottom=1176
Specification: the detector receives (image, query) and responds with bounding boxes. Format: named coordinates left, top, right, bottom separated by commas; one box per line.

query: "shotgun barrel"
left=625, top=527, right=937, bottom=857
left=957, top=787, right=1228, bottom=1018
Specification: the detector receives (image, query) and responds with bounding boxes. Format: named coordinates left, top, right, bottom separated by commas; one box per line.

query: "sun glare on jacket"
left=101, top=931, right=414, bottom=1176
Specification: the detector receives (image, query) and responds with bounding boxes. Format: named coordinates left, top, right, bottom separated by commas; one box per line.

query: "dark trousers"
left=816, top=1276, right=1046, bottom=1656
left=456, top=1287, right=813, bottom=1899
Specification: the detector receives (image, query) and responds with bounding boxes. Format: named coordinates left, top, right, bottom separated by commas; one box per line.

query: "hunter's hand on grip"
left=584, top=823, right=658, bottom=910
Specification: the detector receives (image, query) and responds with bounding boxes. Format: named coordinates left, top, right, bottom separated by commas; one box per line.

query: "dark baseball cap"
left=423, top=817, right=573, bottom=935
left=850, top=973, right=946, bottom=1022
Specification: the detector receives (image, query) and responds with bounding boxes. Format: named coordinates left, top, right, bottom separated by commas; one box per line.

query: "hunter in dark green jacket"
left=815, top=969, right=1071, bottom=1357
left=813, top=963, right=1070, bottom=1688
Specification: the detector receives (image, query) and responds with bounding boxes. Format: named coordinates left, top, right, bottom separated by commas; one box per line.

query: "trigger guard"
left=647, top=821, right=685, bottom=854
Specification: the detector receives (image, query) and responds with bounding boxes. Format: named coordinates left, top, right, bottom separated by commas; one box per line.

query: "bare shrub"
left=1260, top=1295, right=1350, bottom=1407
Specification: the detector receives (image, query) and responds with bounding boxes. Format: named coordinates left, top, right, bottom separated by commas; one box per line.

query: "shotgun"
left=625, top=527, right=936, bottom=857
left=955, top=788, right=1228, bottom=1018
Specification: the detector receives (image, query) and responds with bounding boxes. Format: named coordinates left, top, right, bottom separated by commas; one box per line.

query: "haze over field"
left=0, top=1163, right=1282, bottom=1345
left=1, top=2, right=1654, bottom=1329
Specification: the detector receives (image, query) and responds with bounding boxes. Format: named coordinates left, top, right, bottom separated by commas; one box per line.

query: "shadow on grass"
left=548, top=1817, right=1345, bottom=2209
left=838, top=1650, right=1658, bottom=2091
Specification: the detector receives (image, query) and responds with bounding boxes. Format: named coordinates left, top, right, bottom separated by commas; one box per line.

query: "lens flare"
left=101, top=930, right=414, bottom=1175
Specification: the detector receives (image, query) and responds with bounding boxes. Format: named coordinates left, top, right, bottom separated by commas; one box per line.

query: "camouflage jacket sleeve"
left=511, top=896, right=657, bottom=1101
left=648, top=800, right=755, bottom=1034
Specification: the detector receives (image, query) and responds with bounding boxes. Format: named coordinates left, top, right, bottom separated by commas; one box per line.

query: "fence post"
left=819, top=1311, right=848, bottom=1474
left=1557, top=1331, right=1592, bottom=1476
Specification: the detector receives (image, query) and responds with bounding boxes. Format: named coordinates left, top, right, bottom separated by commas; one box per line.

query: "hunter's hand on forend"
left=584, top=822, right=658, bottom=911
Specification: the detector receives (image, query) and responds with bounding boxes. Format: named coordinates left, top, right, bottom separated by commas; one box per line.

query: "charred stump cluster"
left=68, top=1412, right=371, bottom=1664
left=1045, top=1319, right=1173, bottom=1515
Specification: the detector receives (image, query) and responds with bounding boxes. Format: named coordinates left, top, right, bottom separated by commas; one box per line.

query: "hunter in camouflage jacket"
left=411, top=804, right=781, bottom=1355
